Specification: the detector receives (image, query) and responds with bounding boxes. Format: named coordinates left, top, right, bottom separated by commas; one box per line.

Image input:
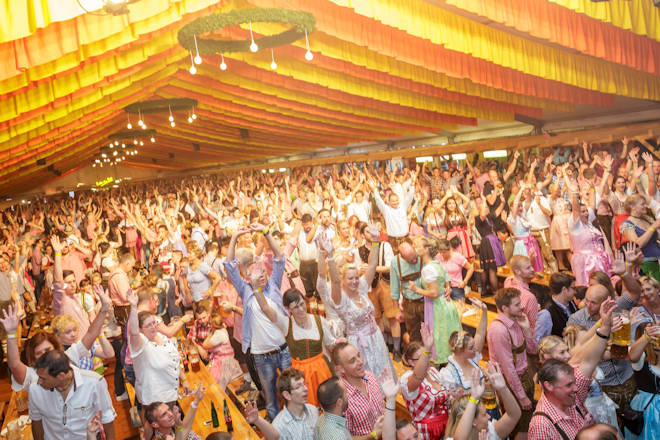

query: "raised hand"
left=127, top=288, right=138, bottom=308
left=598, top=298, right=618, bottom=331
left=365, top=223, right=381, bottom=242
left=244, top=400, right=259, bottom=425
left=50, top=235, right=64, bottom=253
left=470, top=368, right=485, bottom=400
left=192, top=384, right=206, bottom=405
left=249, top=222, right=266, bottom=233
left=0, top=304, right=20, bottom=334
left=421, top=322, right=434, bottom=352
left=642, top=151, right=654, bottom=165
left=381, top=378, right=400, bottom=400
left=316, top=232, right=334, bottom=256
left=612, top=249, right=626, bottom=275
left=485, top=362, right=507, bottom=391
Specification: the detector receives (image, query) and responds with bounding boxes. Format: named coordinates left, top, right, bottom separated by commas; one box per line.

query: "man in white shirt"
left=526, top=190, right=558, bottom=272
left=347, top=190, right=371, bottom=223
left=369, top=172, right=416, bottom=253
left=29, top=350, right=116, bottom=440
left=271, top=368, right=319, bottom=440
left=297, top=214, right=319, bottom=298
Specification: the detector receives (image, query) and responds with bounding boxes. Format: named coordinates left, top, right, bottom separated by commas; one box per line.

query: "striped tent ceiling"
left=3, top=0, right=660, bottom=194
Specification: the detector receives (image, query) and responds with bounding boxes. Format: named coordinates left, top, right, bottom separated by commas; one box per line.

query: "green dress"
left=421, top=260, right=462, bottom=364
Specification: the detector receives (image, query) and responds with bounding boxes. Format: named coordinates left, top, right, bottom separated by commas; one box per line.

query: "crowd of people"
left=1, top=138, right=660, bottom=440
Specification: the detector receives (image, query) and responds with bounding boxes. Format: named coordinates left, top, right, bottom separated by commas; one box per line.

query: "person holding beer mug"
left=627, top=323, right=660, bottom=440
left=444, top=363, right=521, bottom=440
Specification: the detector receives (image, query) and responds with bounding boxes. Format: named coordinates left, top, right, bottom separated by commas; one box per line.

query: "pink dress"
left=125, top=226, right=138, bottom=248
left=569, top=215, right=613, bottom=286
left=206, top=328, right=242, bottom=390
left=550, top=198, right=571, bottom=251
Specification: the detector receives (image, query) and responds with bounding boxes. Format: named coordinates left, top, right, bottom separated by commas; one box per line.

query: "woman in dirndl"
left=251, top=287, right=338, bottom=407
left=474, top=197, right=506, bottom=296
left=508, top=185, right=544, bottom=272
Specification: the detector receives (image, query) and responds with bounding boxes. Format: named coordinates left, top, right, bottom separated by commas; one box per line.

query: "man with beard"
left=390, top=242, right=424, bottom=343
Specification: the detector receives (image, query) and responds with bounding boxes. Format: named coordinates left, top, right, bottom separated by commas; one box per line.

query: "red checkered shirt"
left=341, top=371, right=384, bottom=436
left=400, top=368, right=449, bottom=440
left=528, top=366, right=594, bottom=440
left=187, top=321, right=212, bottom=344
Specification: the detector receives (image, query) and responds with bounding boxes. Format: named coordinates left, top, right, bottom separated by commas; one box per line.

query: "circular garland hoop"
left=178, top=8, right=316, bottom=54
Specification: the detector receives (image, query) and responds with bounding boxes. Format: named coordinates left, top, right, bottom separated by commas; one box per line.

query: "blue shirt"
left=535, top=298, right=572, bottom=343
left=224, top=257, right=286, bottom=353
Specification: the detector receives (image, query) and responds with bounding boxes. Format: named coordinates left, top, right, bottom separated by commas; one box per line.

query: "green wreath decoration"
left=178, top=8, right=316, bottom=54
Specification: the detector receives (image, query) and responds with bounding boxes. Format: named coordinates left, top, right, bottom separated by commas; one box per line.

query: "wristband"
left=370, top=431, right=379, bottom=440
left=469, top=397, right=480, bottom=405
left=650, top=227, right=656, bottom=232
left=371, top=241, right=380, bottom=247
left=55, top=252, right=62, bottom=256
left=596, top=320, right=602, bottom=327
left=595, top=329, right=609, bottom=340
left=385, top=405, right=396, bottom=411
left=422, top=349, right=431, bottom=355
left=263, top=226, right=271, bottom=236
left=6, top=333, right=16, bottom=339
left=190, top=402, right=198, bottom=409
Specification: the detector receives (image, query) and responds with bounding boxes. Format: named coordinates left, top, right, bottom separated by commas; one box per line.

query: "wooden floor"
left=0, top=359, right=140, bottom=440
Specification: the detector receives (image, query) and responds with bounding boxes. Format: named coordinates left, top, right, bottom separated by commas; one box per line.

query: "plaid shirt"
left=528, top=366, right=594, bottom=440
left=187, top=321, right=212, bottom=344
left=400, top=368, right=449, bottom=440
left=342, top=371, right=384, bottom=436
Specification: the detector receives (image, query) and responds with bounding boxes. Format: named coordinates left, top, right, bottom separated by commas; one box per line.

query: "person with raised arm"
left=445, top=363, right=521, bottom=440
left=320, top=224, right=396, bottom=380
left=224, top=222, right=291, bottom=421
left=400, top=323, right=452, bottom=439
left=0, top=284, right=112, bottom=391
left=566, top=177, right=612, bottom=286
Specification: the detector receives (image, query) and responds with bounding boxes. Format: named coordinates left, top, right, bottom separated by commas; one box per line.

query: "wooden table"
left=460, top=306, right=497, bottom=330
left=179, top=363, right=259, bottom=440
left=1, top=390, right=32, bottom=440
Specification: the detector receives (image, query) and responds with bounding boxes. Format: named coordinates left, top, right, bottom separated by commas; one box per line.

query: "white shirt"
left=131, top=334, right=180, bottom=405
left=12, top=341, right=90, bottom=392
left=28, top=366, right=116, bottom=440
left=373, top=188, right=414, bottom=237
left=526, top=196, right=551, bottom=230
left=274, top=312, right=335, bottom=347
left=249, top=296, right=287, bottom=354
left=348, top=200, right=371, bottom=223
left=298, top=230, right=318, bottom=261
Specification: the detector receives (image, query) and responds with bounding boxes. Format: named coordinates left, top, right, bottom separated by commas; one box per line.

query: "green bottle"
left=210, top=402, right=219, bottom=428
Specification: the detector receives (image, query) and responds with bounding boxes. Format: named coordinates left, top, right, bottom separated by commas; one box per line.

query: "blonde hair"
left=538, top=335, right=564, bottom=363
left=51, top=314, right=79, bottom=335
left=563, top=324, right=586, bottom=351
left=340, top=263, right=359, bottom=279
left=449, top=330, right=473, bottom=354
left=445, top=395, right=479, bottom=440
left=640, top=276, right=660, bottom=293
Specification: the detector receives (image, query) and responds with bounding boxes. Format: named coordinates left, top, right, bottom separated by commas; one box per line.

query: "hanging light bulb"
left=188, top=116, right=193, bottom=123
left=139, top=141, right=144, bottom=146
left=249, top=22, right=258, bottom=52
left=122, top=143, right=125, bottom=148
left=114, top=141, right=119, bottom=146
left=93, top=163, right=96, bottom=168
left=219, top=53, right=227, bottom=70
left=270, top=48, right=277, bottom=70
left=189, top=52, right=197, bottom=74
left=113, top=150, right=118, bottom=156
left=193, top=35, right=202, bottom=65
left=134, top=139, right=138, bottom=145
left=138, top=110, right=144, bottom=126
left=304, top=29, right=313, bottom=61
left=126, top=115, right=132, bottom=129
left=150, top=137, right=155, bottom=142
left=192, top=113, right=197, bottom=120
left=168, top=105, right=174, bottom=122
left=171, top=121, right=176, bottom=127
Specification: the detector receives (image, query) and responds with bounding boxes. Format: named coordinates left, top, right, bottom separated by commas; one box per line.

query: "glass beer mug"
left=612, top=310, right=631, bottom=346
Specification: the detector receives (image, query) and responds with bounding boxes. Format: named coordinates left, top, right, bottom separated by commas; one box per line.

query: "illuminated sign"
left=96, top=176, right=114, bottom=187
